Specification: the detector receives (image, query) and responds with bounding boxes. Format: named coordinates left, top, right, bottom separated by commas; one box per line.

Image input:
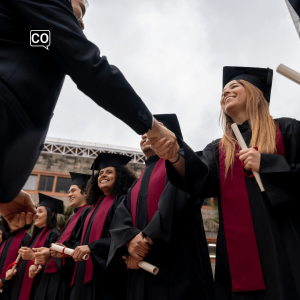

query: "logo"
left=30, top=30, right=51, bottom=50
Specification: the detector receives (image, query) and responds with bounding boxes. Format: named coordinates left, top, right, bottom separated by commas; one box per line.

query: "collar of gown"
left=237, top=120, right=249, bottom=133
left=145, top=154, right=160, bottom=166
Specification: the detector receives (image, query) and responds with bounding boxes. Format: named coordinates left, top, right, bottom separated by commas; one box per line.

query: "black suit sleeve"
left=10, top=0, right=152, bottom=134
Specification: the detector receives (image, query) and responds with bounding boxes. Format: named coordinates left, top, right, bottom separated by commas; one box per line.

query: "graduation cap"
left=153, top=114, right=183, bottom=140
left=223, top=66, right=273, bottom=102
left=69, top=172, right=91, bottom=186
left=90, top=153, right=132, bottom=183
left=38, top=193, right=64, bottom=214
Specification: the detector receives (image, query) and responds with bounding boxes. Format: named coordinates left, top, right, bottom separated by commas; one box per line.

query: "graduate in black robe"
left=8, top=194, right=62, bottom=300
left=0, top=0, right=154, bottom=205
left=69, top=153, right=137, bottom=300
left=0, top=218, right=32, bottom=300
left=149, top=67, right=300, bottom=300
left=33, top=172, right=91, bottom=300
left=108, top=114, right=214, bottom=300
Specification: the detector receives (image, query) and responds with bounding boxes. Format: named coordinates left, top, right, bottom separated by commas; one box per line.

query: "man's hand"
left=0, top=191, right=37, bottom=231
left=28, top=264, right=42, bottom=278
left=49, top=243, right=65, bottom=258
left=126, top=232, right=151, bottom=260
left=237, top=148, right=261, bottom=172
left=33, top=247, right=51, bottom=264
left=72, top=245, right=91, bottom=262
left=146, top=119, right=180, bottom=161
left=18, top=247, right=35, bottom=261
left=125, top=255, right=140, bottom=270
left=5, top=269, right=17, bottom=281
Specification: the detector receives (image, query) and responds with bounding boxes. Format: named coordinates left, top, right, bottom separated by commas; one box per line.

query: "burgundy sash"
left=131, top=158, right=166, bottom=227
left=71, top=196, right=115, bottom=285
left=218, top=125, right=285, bottom=292
left=45, top=204, right=89, bottom=273
left=17, top=227, right=52, bottom=300
left=0, top=228, right=26, bottom=278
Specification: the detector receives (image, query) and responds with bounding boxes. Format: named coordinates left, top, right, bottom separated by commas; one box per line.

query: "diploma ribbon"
left=6, top=261, right=18, bottom=271
left=241, top=147, right=258, bottom=177
left=62, top=247, right=70, bottom=266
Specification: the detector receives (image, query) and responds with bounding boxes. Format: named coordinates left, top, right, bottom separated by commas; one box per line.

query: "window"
left=38, top=176, right=54, bottom=192
left=23, top=175, right=38, bottom=190
left=55, top=177, right=72, bottom=193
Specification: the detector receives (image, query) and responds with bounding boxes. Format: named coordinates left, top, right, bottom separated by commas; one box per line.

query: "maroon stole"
left=0, top=228, right=26, bottom=278
left=130, top=158, right=166, bottom=227
left=17, top=227, right=52, bottom=300
left=45, top=204, right=90, bottom=273
left=71, top=196, right=115, bottom=286
left=218, top=125, right=285, bottom=292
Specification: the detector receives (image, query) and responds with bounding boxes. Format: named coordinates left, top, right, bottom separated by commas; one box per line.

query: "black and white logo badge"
left=30, top=30, right=51, bottom=50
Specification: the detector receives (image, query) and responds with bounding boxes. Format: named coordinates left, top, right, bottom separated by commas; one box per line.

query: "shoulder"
left=275, top=117, right=300, bottom=132
left=203, top=138, right=221, bottom=161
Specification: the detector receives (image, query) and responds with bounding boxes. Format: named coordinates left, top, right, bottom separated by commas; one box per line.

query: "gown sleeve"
left=259, top=118, right=300, bottom=208
left=9, top=0, right=152, bottom=135
left=107, top=195, right=141, bottom=267
left=166, top=138, right=220, bottom=199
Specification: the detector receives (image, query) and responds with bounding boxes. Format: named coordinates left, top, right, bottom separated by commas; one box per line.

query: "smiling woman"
left=69, top=153, right=137, bottom=300
left=150, top=66, right=300, bottom=300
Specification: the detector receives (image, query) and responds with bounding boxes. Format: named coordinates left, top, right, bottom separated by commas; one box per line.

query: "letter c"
left=32, top=33, right=39, bottom=44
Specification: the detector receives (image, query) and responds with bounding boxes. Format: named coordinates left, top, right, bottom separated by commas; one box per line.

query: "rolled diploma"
left=277, top=64, right=300, bottom=85
left=11, top=254, right=22, bottom=272
left=231, top=123, right=265, bottom=192
left=122, top=256, right=159, bottom=275
left=50, top=244, right=89, bottom=260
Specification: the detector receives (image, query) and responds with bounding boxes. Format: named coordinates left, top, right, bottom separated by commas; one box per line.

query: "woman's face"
left=34, top=206, right=48, bottom=228
left=98, top=167, right=116, bottom=195
left=220, top=80, right=247, bottom=117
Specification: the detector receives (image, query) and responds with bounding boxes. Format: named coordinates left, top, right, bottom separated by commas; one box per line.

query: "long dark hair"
left=86, top=165, right=137, bottom=206
left=33, top=206, right=59, bottom=234
left=0, top=216, right=33, bottom=235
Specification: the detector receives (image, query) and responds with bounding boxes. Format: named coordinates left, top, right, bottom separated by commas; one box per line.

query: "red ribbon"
left=29, top=260, right=38, bottom=267
left=241, top=147, right=258, bottom=177
left=6, top=261, right=18, bottom=271
left=62, top=247, right=70, bottom=266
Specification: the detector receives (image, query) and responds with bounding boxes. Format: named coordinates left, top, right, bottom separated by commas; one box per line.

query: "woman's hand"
left=49, top=243, right=65, bottom=258
left=126, top=232, right=151, bottom=260
left=237, top=148, right=261, bottom=172
left=28, top=264, right=42, bottom=278
left=5, top=269, right=17, bottom=281
left=18, top=247, right=35, bottom=261
left=125, top=256, right=140, bottom=270
left=72, top=245, right=91, bottom=262
left=33, top=247, right=51, bottom=264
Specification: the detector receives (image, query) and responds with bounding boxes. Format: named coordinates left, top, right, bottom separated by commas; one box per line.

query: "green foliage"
left=57, top=206, right=74, bottom=231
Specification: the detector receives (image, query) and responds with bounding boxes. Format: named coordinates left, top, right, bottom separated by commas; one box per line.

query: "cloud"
left=47, top=0, right=300, bottom=152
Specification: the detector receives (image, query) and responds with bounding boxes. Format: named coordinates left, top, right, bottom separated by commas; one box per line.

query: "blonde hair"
left=219, top=80, right=277, bottom=178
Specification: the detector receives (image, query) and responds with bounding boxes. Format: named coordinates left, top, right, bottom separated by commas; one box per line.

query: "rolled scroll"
left=277, top=64, right=300, bottom=85
left=122, top=256, right=159, bottom=275
left=11, top=254, right=21, bottom=273
left=50, top=244, right=89, bottom=260
left=231, top=123, right=265, bottom=192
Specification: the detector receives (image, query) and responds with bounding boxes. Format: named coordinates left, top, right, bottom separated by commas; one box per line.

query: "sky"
left=47, top=0, right=300, bottom=152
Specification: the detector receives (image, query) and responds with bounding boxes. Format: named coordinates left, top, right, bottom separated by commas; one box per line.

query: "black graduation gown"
left=0, top=0, right=153, bottom=203
left=108, top=155, right=215, bottom=300
left=11, top=227, right=60, bottom=300
left=69, top=195, right=127, bottom=300
left=0, top=231, right=31, bottom=300
left=35, top=206, right=90, bottom=300
left=166, top=117, right=300, bottom=300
